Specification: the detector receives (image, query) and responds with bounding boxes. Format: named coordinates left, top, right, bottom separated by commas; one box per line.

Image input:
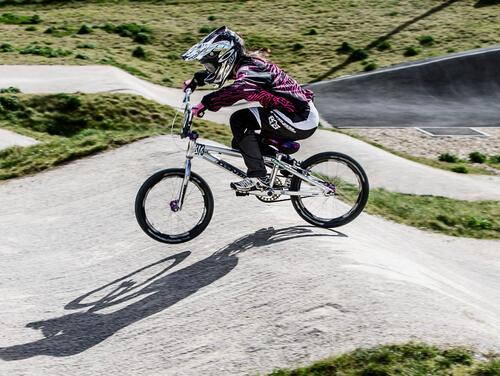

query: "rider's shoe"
left=230, top=176, right=270, bottom=191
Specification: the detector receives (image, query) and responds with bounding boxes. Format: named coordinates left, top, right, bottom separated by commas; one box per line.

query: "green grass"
left=1, top=93, right=498, bottom=239
left=0, top=93, right=232, bottom=179
left=0, top=0, right=498, bottom=86
left=329, top=128, right=497, bottom=176
left=268, top=342, right=499, bottom=376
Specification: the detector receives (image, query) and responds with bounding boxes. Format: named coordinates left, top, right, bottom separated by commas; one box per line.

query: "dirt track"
left=1, top=136, right=499, bottom=375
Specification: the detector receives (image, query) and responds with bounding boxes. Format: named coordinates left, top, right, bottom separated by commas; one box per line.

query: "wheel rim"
left=296, top=157, right=365, bottom=223
left=142, top=175, right=208, bottom=239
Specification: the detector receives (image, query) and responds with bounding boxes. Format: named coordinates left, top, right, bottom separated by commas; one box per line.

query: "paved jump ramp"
left=309, top=46, right=500, bottom=128
left=0, top=136, right=499, bottom=376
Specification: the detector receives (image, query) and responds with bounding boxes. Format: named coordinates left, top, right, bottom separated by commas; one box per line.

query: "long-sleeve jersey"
left=200, top=57, right=314, bottom=115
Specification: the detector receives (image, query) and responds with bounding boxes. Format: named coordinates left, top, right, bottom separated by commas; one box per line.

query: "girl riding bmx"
left=181, top=26, right=319, bottom=191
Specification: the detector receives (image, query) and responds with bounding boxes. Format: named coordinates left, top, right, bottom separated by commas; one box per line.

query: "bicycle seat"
left=262, top=138, right=300, bottom=155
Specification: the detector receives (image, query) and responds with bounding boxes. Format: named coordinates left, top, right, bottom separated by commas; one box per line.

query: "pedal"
left=235, top=191, right=249, bottom=197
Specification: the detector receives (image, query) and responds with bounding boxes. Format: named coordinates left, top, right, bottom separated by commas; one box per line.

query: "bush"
left=469, top=151, right=486, bottom=163
left=292, top=42, right=304, bottom=51
left=0, top=43, right=14, bottom=52
left=0, top=95, right=23, bottom=111
left=465, top=216, right=493, bottom=230
left=404, top=46, right=420, bottom=57
left=377, top=40, right=391, bottom=51
left=0, top=87, right=21, bottom=93
left=306, top=28, right=318, bottom=35
left=77, top=24, right=92, bottom=35
left=77, top=42, right=96, bottom=49
left=133, top=32, right=151, bottom=44
left=473, top=359, right=500, bottom=375
left=132, top=46, right=146, bottom=59
left=489, top=155, right=500, bottom=164
left=198, top=26, right=216, bottom=34
left=364, top=62, right=378, bottom=71
left=207, top=15, right=216, bottom=21
left=451, top=166, right=468, bottom=173
left=25, top=25, right=36, bottom=31
left=75, top=53, right=88, bottom=60
left=418, top=35, right=435, bottom=46
left=336, top=41, right=354, bottom=54
left=438, top=153, right=459, bottom=163
left=350, top=48, right=369, bottom=61
left=19, top=43, right=72, bottom=58
left=101, top=23, right=152, bottom=40
left=0, top=13, right=41, bottom=25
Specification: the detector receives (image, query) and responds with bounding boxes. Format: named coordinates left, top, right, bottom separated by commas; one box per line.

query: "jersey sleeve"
left=200, top=78, right=259, bottom=111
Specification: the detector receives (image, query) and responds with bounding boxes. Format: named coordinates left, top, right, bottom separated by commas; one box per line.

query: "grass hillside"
left=0, top=0, right=499, bottom=86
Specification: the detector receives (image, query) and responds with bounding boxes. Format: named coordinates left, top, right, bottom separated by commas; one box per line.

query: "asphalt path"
left=309, top=46, right=500, bottom=128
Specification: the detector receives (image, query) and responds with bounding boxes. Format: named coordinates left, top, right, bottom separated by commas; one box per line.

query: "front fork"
left=176, top=133, right=197, bottom=210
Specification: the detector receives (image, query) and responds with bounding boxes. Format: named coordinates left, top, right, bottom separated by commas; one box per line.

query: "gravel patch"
left=343, top=128, right=500, bottom=159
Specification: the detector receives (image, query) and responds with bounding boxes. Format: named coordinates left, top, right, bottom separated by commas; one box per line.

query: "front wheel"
left=290, top=152, right=369, bottom=228
left=135, top=168, right=214, bottom=244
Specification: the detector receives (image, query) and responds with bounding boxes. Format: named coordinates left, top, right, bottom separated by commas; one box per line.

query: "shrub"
left=336, top=41, right=354, bottom=54
left=25, top=25, right=36, bottom=31
left=473, top=358, right=500, bottom=375
left=447, top=48, right=456, bottom=53
left=438, top=153, right=459, bottom=163
left=0, top=13, right=41, bottom=25
left=166, top=52, right=178, bottom=60
left=469, top=151, right=486, bottom=163
left=306, top=28, right=318, bottom=35
left=134, top=32, right=151, bottom=44
left=198, top=26, right=216, bottom=34
left=76, top=42, right=96, bottom=49
left=0, top=87, right=21, bottom=93
left=451, top=166, right=468, bottom=173
left=132, top=46, right=146, bottom=59
left=77, top=24, right=92, bottom=35
left=45, top=114, right=88, bottom=137
left=0, top=43, right=14, bottom=52
left=101, top=23, right=152, bottom=40
left=0, top=95, right=23, bottom=111
left=465, top=216, right=493, bottom=230
left=207, top=15, right=216, bottom=21
left=436, top=214, right=456, bottom=226
left=377, top=40, right=391, bottom=51
left=292, top=42, right=304, bottom=51
left=418, top=35, right=435, bottom=46
left=75, top=53, right=88, bottom=60
left=350, top=48, right=368, bottom=61
left=364, top=62, right=378, bottom=71
left=404, top=46, right=420, bottom=57
left=19, top=43, right=72, bottom=58
left=489, top=155, right=500, bottom=164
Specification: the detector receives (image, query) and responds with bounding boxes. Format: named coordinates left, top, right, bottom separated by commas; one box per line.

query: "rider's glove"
left=192, top=103, right=206, bottom=118
left=182, top=70, right=210, bottom=92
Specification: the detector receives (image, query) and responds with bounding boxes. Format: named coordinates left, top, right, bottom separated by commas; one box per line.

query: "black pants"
left=230, top=107, right=317, bottom=178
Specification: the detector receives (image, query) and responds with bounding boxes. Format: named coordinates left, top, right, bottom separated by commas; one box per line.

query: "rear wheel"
left=290, top=152, right=369, bottom=228
left=135, top=168, right=214, bottom=244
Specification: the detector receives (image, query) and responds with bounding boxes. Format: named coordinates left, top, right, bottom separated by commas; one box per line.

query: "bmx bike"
left=135, top=89, right=369, bottom=244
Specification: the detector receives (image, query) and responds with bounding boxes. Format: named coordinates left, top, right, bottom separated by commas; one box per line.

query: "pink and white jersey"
left=200, top=57, right=314, bottom=114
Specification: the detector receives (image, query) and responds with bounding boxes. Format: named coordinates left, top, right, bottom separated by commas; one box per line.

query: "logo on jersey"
left=269, top=116, right=280, bottom=130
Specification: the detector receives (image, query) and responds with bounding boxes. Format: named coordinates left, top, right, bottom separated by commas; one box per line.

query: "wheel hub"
left=169, top=199, right=180, bottom=212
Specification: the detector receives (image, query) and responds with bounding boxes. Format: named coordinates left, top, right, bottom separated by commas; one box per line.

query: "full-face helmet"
left=182, top=26, right=245, bottom=87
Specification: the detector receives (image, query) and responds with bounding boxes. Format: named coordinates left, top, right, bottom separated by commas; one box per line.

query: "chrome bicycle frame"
left=175, top=89, right=334, bottom=209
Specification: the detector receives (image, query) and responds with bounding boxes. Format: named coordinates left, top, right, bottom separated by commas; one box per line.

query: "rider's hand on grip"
left=183, top=78, right=196, bottom=93
left=192, top=103, right=206, bottom=118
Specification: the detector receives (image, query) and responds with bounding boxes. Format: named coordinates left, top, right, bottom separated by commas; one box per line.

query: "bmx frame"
left=175, top=89, right=334, bottom=210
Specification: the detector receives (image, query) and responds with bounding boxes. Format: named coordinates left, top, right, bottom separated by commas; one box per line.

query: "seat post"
left=269, top=153, right=283, bottom=187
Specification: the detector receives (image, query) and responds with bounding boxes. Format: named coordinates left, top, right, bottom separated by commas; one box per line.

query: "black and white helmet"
left=182, top=26, right=244, bottom=87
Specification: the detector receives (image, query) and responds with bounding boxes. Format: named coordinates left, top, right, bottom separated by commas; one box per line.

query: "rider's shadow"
left=0, top=226, right=345, bottom=361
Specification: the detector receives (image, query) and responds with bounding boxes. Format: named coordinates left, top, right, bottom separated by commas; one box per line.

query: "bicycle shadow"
left=0, top=225, right=345, bottom=361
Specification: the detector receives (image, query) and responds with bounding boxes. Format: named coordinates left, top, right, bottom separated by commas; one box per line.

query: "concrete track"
left=1, top=136, right=499, bottom=376
left=1, top=64, right=499, bottom=200
left=309, top=46, right=500, bottom=128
